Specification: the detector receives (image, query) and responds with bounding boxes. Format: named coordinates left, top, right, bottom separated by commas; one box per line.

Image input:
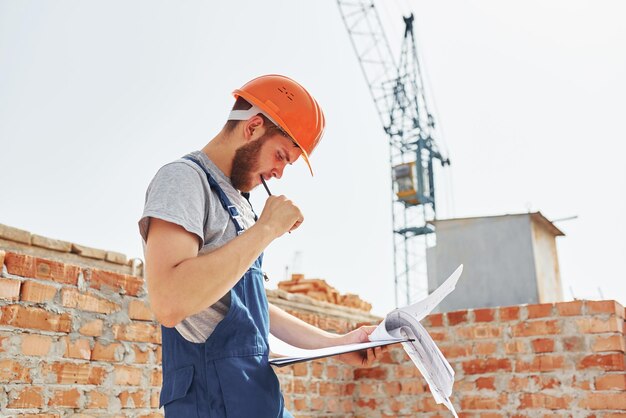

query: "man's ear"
left=243, top=115, right=266, bottom=142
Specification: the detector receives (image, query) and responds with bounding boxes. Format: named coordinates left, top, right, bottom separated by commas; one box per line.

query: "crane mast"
left=337, top=1, right=450, bottom=306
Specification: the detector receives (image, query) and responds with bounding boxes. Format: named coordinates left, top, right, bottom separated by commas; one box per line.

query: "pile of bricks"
left=278, top=274, right=372, bottom=312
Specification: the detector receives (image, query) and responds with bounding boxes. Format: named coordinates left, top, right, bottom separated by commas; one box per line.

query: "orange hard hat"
left=230, top=74, right=325, bottom=176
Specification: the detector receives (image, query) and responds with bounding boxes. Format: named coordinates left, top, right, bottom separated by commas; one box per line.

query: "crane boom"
left=337, top=0, right=450, bottom=306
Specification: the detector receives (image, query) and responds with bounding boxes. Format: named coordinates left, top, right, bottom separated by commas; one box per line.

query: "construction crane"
left=336, top=1, right=450, bottom=307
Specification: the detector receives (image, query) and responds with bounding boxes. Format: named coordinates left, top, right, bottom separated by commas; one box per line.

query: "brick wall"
left=1, top=225, right=625, bottom=417
left=0, top=249, right=161, bottom=418
left=278, top=300, right=626, bottom=417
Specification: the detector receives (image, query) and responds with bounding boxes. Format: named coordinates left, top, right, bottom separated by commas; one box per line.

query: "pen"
left=260, top=175, right=291, bottom=234
left=260, top=175, right=272, bottom=196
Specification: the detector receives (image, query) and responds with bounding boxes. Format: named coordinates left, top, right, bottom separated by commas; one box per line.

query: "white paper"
left=270, top=265, right=464, bottom=417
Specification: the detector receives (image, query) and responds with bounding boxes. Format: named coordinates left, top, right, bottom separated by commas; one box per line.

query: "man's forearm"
left=268, top=303, right=340, bottom=349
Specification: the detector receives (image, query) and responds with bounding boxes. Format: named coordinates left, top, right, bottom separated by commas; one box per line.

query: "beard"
left=230, top=134, right=271, bottom=192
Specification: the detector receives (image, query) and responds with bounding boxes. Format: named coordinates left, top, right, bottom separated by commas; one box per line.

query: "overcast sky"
left=1, top=0, right=624, bottom=316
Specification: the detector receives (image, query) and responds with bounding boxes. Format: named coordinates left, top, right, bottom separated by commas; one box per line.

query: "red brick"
left=78, top=318, right=104, bottom=337
left=319, top=382, right=341, bottom=396
left=354, top=367, right=388, bottom=380
left=0, top=278, right=21, bottom=301
left=34, top=258, right=79, bottom=285
left=587, top=300, right=624, bottom=317
left=421, top=396, right=448, bottom=412
left=86, top=390, right=109, bottom=409
left=382, top=381, right=401, bottom=396
left=20, top=280, right=57, bottom=303
left=507, top=376, right=529, bottom=391
left=323, top=364, right=338, bottom=379
left=92, top=341, right=123, bottom=362
left=595, top=374, right=626, bottom=390
left=356, top=398, right=377, bottom=409
left=7, top=386, right=44, bottom=408
left=21, top=334, right=53, bottom=356
left=48, top=388, right=81, bottom=408
left=61, top=288, right=120, bottom=314
left=518, top=393, right=569, bottom=410
left=447, top=310, right=468, bottom=325
left=531, top=338, right=555, bottom=353
left=400, top=380, right=424, bottom=394
left=579, top=353, right=625, bottom=371
left=440, top=343, right=472, bottom=358
left=292, top=362, right=308, bottom=377
left=311, top=397, right=325, bottom=410
left=0, top=305, right=71, bottom=332
left=580, top=393, right=626, bottom=410
left=527, top=303, right=553, bottom=318
left=151, top=369, right=162, bottom=386
left=4, top=252, right=35, bottom=277
left=429, top=330, right=447, bottom=341
left=0, top=359, right=32, bottom=382
left=475, top=376, right=496, bottom=390
left=42, top=361, right=107, bottom=384
left=113, top=323, right=160, bottom=343
left=474, top=342, right=498, bottom=356
left=293, top=378, right=309, bottom=394
left=512, top=320, right=560, bottom=337
left=556, top=300, right=583, bottom=316
left=119, top=390, right=147, bottom=408
left=133, top=344, right=151, bottom=364
left=89, top=269, right=144, bottom=296
left=457, top=324, right=502, bottom=340
left=312, top=362, right=323, bottom=378
left=114, top=365, right=143, bottom=386
left=577, top=316, right=622, bottom=333
left=63, top=336, right=92, bottom=360
left=149, top=390, right=160, bottom=409
left=505, top=340, right=528, bottom=354
left=562, top=336, right=585, bottom=351
left=395, top=363, right=419, bottom=378
left=474, top=308, right=495, bottom=322
left=461, top=395, right=500, bottom=410
left=424, top=313, right=444, bottom=327
left=462, top=358, right=512, bottom=374
left=592, top=335, right=625, bottom=352
left=499, top=306, right=520, bottom=321
left=343, top=382, right=356, bottom=396
left=515, top=355, right=564, bottom=373
left=128, top=298, right=155, bottom=321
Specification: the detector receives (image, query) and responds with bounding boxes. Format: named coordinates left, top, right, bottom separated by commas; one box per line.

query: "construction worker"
left=139, top=74, right=383, bottom=417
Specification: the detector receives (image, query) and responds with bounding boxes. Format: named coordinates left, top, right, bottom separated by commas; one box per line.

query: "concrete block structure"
left=427, top=212, right=565, bottom=312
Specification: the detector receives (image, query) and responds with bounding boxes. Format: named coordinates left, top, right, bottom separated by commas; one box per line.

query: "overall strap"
left=182, top=155, right=245, bottom=235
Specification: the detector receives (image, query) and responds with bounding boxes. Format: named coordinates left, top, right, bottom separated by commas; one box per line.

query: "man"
left=139, top=74, right=382, bottom=417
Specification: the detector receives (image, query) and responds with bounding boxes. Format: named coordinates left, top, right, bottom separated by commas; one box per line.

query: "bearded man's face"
left=230, top=134, right=271, bottom=192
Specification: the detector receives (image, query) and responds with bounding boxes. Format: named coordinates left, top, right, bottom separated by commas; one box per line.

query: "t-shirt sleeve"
left=138, top=161, right=207, bottom=246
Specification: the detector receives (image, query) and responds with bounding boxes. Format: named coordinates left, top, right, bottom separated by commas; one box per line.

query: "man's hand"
left=257, top=195, right=304, bottom=236
left=333, top=325, right=387, bottom=367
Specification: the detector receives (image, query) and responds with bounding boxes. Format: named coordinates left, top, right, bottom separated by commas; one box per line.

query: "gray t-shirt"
left=139, top=151, right=257, bottom=343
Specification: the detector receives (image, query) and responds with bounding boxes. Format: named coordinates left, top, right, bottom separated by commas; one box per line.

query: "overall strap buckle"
left=227, top=205, right=245, bottom=235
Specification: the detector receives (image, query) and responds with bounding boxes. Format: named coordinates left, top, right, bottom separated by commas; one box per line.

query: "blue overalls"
left=159, top=156, right=292, bottom=418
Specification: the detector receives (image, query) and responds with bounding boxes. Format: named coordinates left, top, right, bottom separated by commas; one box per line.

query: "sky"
left=1, top=0, right=624, bottom=316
